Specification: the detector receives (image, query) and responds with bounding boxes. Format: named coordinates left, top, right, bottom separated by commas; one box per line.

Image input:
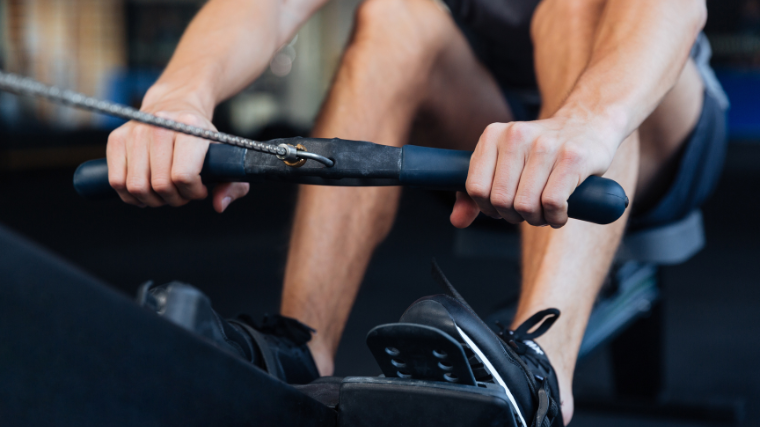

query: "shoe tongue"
left=431, top=259, right=476, bottom=315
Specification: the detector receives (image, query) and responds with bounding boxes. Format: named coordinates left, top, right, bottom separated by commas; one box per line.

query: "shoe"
left=397, top=262, right=563, bottom=427
left=137, top=281, right=320, bottom=385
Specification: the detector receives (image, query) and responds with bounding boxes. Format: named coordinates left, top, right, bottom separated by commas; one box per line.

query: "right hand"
left=106, top=100, right=250, bottom=213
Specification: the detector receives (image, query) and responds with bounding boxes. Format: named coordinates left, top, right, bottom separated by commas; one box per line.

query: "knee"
left=535, top=0, right=608, bottom=15
left=352, top=0, right=449, bottom=61
left=355, top=0, right=400, bottom=29
left=355, top=0, right=424, bottom=34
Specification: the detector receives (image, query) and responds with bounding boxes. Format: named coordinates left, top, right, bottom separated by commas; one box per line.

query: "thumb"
left=212, top=182, right=251, bottom=213
left=450, top=191, right=481, bottom=228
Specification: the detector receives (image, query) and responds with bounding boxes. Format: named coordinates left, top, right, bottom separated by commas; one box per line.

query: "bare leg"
left=280, top=0, right=512, bottom=376
left=514, top=0, right=704, bottom=423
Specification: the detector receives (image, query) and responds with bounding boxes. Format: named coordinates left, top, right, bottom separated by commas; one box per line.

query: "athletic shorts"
left=443, top=0, right=730, bottom=230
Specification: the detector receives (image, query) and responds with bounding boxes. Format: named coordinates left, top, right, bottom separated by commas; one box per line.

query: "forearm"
left=143, top=0, right=324, bottom=116
left=546, top=0, right=706, bottom=148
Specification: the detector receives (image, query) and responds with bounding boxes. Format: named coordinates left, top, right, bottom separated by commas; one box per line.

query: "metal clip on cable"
left=277, top=143, right=334, bottom=168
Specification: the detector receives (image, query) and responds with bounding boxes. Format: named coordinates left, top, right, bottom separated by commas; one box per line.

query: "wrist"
left=554, top=100, right=630, bottom=151
left=142, top=64, right=222, bottom=119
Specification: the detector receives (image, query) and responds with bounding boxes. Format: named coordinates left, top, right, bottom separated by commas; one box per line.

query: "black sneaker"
left=137, top=281, right=320, bottom=385
left=398, top=262, right=563, bottom=427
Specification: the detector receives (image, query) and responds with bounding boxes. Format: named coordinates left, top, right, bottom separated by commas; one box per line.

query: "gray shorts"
left=447, top=0, right=729, bottom=229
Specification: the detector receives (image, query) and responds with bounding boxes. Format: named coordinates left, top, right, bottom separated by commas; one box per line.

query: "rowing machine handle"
left=399, top=145, right=628, bottom=224
left=74, top=144, right=628, bottom=224
left=73, top=144, right=247, bottom=201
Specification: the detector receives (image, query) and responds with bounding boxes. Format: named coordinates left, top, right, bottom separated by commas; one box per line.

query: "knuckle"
left=482, top=122, right=507, bottom=140
left=125, top=177, right=150, bottom=196
left=505, top=122, right=527, bottom=141
left=107, top=128, right=126, bottom=146
left=541, top=193, right=566, bottom=212
left=490, top=189, right=514, bottom=210
left=513, top=195, right=538, bottom=216
left=466, top=181, right=490, bottom=200
left=558, top=144, right=586, bottom=166
left=171, top=171, right=197, bottom=187
left=151, top=176, right=174, bottom=195
left=109, top=176, right=126, bottom=192
left=532, top=137, right=556, bottom=155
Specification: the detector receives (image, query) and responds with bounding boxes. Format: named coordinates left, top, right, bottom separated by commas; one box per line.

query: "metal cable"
left=0, top=70, right=334, bottom=167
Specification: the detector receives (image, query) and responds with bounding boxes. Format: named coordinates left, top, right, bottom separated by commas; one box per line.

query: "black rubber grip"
left=398, top=145, right=628, bottom=224
left=74, top=144, right=628, bottom=224
left=73, top=144, right=247, bottom=200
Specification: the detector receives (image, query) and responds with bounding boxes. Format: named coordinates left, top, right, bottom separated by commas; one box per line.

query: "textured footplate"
left=366, top=323, right=476, bottom=386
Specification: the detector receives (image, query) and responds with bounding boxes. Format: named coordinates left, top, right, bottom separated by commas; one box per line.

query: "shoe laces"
left=496, top=310, right=562, bottom=427
left=494, top=308, right=560, bottom=373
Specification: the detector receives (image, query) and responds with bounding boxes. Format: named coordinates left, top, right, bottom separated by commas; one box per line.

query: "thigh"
left=350, top=0, right=514, bottom=151
left=411, top=14, right=514, bottom=151
left=411, top=31, right=514, bottom=151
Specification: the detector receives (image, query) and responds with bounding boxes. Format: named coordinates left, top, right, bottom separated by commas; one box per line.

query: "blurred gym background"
left=1, top=0, right=760, bottom=160
left=1, top=1, right=760, bottom=426
left=0, top=0, right=361, bottom=168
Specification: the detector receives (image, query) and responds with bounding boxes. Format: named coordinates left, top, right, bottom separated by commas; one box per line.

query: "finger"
left=125, top=124, right=166, bottom=207
left=450, top=191, right=481, bottom=228
left=489, top=127, right=527, bottom=225
left=171, top=115, right=210, bottom=201
left=466, top=124, right=504, bottom=219
left=107, top=124, right=143, bottom=206
left=212, top=182, right=250, bottom=213
left=512, top=137, right=557, bottom=226
left=542, top=146, right=586, bottom=228
left=149, top=123, right=186, bottom=207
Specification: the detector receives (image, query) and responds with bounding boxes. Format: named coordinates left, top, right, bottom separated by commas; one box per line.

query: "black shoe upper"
left=138, top=281, right=319, bottom=385
left=230, top=314, right=320, bottom=385
left=397, top=261, right=563, bottom=427
left=400, top=295, right=562, bottom=427
left=496, top=309, right=563, bottom=427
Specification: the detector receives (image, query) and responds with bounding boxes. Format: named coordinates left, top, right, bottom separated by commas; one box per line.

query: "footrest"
left=339, top=377, right=518, bottom=427
left=366, top=323, right=476, bottom=386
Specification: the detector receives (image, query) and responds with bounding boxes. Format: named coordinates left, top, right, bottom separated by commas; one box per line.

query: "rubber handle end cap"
left=73, top=158, right=117, bottom=200
left=566, top=176, right=628, bottom=224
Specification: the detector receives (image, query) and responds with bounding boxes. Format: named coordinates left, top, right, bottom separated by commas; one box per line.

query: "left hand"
left=450, top=116, right=618, bottom=228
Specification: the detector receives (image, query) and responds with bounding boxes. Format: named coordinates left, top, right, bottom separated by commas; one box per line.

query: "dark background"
left=2, top=0, right=760, bottom=426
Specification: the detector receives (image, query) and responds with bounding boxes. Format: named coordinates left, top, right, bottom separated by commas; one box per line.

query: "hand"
left=450, top=116, right=617, bottom=228
left=106, top=98, right=249, bottom=213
